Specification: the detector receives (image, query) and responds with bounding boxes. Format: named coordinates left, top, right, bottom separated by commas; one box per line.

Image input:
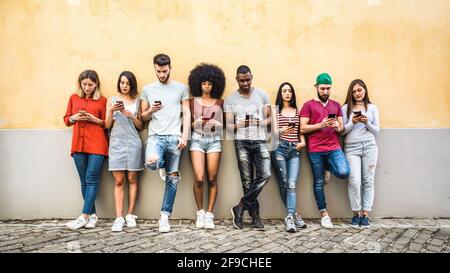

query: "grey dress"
left=108, top=96, right=144, bottom=171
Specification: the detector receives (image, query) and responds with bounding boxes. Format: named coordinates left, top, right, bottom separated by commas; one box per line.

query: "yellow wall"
left=1, top=0, right=449, bottom=129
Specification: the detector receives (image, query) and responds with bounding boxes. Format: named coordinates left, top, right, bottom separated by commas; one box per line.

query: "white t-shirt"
left=140, top=80, right=189, bottom=136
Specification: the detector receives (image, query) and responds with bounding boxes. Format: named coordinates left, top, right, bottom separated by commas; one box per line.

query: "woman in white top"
left=105, top=71, right=143, bottom=232
left=341, top=79, right=380, bottom=228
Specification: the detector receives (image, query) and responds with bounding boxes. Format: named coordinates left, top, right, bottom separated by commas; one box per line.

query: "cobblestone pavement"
left=0, top=218, right=449, bottom=253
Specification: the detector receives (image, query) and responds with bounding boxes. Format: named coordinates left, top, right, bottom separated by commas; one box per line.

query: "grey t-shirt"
left=224, top=88, right=270, bottom=140
left=140, top=80, right=189, bottom=136
left=341, top=103, right=380, bottom=144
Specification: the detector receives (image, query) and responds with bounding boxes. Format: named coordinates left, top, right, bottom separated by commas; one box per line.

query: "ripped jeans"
left=270, top=140, right=301, bottom=216
left=145, top=135, right=181, bottom=216
left=344, top=139, right=378, bottom=212
left=234, top=140, right=271, bottom=213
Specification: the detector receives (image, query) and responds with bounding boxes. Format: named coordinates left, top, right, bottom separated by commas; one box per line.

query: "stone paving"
left=0, top=218, right=449, bottom=253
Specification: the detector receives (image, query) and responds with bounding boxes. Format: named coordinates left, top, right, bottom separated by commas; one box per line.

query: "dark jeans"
left=72, top=153, right=105, bottom=215
left=234, top=140, right=271, bottom=212
left=308, top=149, right=350, bottom=211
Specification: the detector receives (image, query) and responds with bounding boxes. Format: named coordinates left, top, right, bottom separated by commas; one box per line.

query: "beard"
left=317, top=91, right=329, bottom=103
left=157, top=72, right=170, bottom=84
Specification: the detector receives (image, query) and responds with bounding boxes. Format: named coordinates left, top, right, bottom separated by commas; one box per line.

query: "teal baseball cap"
left=315, top=73, right=332, bottom=85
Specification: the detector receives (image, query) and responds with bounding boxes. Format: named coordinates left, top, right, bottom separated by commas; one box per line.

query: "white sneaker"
left=66, top=215, right=87, bottom=230
left=125, top=214, right=137, bottom=228
left=204, top=212, right=215, bottom=229
left=324, top=170, right=331, bottom=185
left=159, top=168, right=166, bottom=182
left=158, top=214, right=170, bottom=233
left=321, top=216, right=334, bottom=229
left=85, top=214, right=98, bottom=229
left=196, top=209, right=205, bottom=228
left=111, top=217, right=125, bottom=232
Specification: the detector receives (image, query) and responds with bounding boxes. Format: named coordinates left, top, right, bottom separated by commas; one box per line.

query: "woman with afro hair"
left=187, top=63, right=226, bottom=229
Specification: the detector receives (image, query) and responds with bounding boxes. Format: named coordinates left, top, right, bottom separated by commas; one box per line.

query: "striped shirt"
left=278, top=110, right=300, bottom=142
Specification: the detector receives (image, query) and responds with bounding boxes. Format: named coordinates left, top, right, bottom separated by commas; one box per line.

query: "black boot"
left=231, top=202, right=245, bottom=229
left=250, top=208, right=264, bottom=231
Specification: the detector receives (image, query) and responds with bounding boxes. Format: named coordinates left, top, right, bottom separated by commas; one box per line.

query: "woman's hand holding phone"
left=121, top=109, right=136, bottom=119
left=280, top=125, right=295, bottom=135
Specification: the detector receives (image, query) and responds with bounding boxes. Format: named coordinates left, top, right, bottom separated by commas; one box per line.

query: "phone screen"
left=328, top=114, right=336, bottom=119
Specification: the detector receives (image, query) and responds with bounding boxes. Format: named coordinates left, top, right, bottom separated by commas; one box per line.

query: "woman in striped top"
left=271, top=82, right=307, bottom=233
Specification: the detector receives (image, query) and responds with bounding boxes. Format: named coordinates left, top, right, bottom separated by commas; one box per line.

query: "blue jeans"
left=271, top=140, right=301, bottom=216
left=145, top=135, right=182, bottom=216
left=234, top=140, right=271, bottom=212
left=308, top=149, right=350, bottom=212
left=72, top=153, right=105, bottom=215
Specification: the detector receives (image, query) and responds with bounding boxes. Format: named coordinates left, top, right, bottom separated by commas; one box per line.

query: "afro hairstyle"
left=188, top=63, right=226, bottom=99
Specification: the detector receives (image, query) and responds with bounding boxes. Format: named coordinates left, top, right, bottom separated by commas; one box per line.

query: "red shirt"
left=63, top=94, right=108, bottom=156
left=299, top=99, right=343, bottom=153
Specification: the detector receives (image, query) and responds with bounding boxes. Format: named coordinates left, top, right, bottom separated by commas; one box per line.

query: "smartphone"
left=78, top=110, right=87, bottom=115
left=328, top=113, right=336, bottom=119
left=353, top=111, right=362, bottom=117
left=245, top=114, right=253, bottom=121
left=115, top=100, right=124, bottom=106
left=154, top=100, right=161, bottom=105
left=288, top=122, right=296, bottom=128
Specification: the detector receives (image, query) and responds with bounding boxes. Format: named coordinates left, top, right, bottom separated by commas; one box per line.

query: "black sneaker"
left=250, top=210, right=264, bottom=231
left=231, top=204, right=244, bottom=229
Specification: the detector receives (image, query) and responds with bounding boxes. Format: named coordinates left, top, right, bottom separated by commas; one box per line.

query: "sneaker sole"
left=196, top=223, right=205, bottom=228
left=66, top=225, right=85, bottom=230
left=230, top=208, right=243, bottom=229
left=251, top=226, right=265, bottom=231
left=350, top=224, right=360, bottom=229
left=296, top=224, right=307, bottom=229
left=286, top=228, right=297, bottom=233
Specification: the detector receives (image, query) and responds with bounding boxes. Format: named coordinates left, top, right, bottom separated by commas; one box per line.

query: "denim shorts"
left=189, top=134, right=222, bottom=153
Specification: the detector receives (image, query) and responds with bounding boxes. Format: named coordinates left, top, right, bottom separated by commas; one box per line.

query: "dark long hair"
left=344, top=79, right=371, bottom=119
left=275, top=82, right=297, bottom=111
left=117, top=71, right=138, bottom=98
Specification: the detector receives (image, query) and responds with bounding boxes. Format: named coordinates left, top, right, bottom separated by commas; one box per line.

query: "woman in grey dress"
left=105, top=71, right=144, bottom=232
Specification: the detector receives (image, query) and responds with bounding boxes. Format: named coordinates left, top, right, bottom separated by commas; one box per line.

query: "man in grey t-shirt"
left=225, top=65, right=272, bottom=230
left=141, top=54, right=190, bottom=233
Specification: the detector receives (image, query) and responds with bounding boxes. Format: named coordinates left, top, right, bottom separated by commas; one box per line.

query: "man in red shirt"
left=300, top=73, right=350, bottom=229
